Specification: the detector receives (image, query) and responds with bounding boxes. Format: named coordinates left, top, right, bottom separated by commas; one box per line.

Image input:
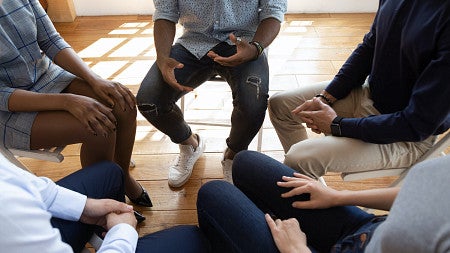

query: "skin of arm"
left=7, top=47, right=136, bottom=135
left=153, top=19, right=192, bottom=92
left=207, top=17, right=282, bottom=66
left=279, top=173, right=399, bottom=211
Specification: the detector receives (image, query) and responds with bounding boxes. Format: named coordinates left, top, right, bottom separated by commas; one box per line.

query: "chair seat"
left=9, top=146, right=65, bottom=163
left=341, top=168, right=406, bottom=181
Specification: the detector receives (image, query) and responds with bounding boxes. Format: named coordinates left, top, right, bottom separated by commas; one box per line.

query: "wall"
left=73, top=0, right=378, bottom=16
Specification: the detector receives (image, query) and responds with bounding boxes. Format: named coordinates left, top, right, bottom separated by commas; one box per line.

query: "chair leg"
left=256, top=127, right=263, bottom=152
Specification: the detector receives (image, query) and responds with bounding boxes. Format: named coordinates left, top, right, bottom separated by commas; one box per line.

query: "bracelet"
left=249, top=41, right=264, bottom=60
left=315, top=94, right=333, bottom=105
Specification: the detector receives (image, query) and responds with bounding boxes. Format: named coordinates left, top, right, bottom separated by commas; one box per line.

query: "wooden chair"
left=341, top=131, right=450, bottom=187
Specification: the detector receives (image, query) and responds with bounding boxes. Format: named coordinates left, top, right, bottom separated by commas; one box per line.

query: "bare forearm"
left=8, top=89, right=74, bottom=112
left=334, top=187, right=400, bottom=211
left=252, top=18, right=281, bottom=48
left=53, top=48, right=99, bottom=84
left=154, top=19, right=176, bottom=63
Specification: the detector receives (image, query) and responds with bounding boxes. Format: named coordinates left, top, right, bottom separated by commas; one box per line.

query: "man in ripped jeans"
left=137, top=0, right=287, bottom=187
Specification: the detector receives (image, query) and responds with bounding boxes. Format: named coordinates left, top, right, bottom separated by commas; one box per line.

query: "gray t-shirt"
left=366, top=155, right=450, bottom=253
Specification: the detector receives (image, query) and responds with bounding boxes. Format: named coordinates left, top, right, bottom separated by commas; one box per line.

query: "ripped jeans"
left=136, top=43, right=269, bottom=152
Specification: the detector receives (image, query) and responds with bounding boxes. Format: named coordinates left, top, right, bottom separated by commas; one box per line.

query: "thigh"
left=269, top=81, right=329, bottom=117
left=287, top=135, right=431, bottom=176
left=137, top=225, right=210, bottom=253
left=30, top=77, right=111, bottom=149
left=197, top=180, right=278, bottom=253
left=226, top=53, right=270, bottom=105
left=30, top=110, right=92, bottom=149
left=137, top=44, right=214, bottom=107
left=233, top=151, right=374, bottom=253
left=51, top=162, right=125, bottom=252
left=55, top=161, right=125, bottom=200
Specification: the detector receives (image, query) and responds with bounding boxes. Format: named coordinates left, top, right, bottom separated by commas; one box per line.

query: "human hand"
left=265, top=214, right=311, bottom=253
left=105, top=211, right=138, bottom=231
left=66, top=94, right=117, bottom=137
left=291, top=97, right=337, bottom=134
left=89, top=78, right=136, bottom=112
left=278, top=173, right=339, bottom=209
left=156, top=57, right=193, bottom=92
left=207, top=33, right=258, bottom=67
left=80, top=198, right=134, bottom=228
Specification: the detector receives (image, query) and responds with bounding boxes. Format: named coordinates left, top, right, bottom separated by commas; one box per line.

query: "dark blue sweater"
left=326, top=0, right=450, bottom=144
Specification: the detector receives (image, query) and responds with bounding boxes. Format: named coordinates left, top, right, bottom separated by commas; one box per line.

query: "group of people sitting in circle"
left=1, top=0, right=449, bottom=252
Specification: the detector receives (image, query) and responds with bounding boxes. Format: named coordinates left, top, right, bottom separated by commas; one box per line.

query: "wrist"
left=330, top=116, right=343, bottom=136
left=314, top=94, right=333, bottom=106
left=249, top=41, right=264, bottom=60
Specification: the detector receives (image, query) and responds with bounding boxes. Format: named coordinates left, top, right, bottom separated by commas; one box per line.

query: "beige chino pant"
left=268, top=80, right=435, bottom=179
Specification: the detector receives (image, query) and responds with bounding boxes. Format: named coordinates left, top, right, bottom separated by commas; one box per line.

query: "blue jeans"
left=197, top=151, right=380, bottom=253
left=52, top=161, right=209, bottom=253
left=136, top=43, right=269, bottom=152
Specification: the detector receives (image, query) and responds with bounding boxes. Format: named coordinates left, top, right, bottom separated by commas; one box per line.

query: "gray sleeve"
left=366, top=155, right=450, bottom=253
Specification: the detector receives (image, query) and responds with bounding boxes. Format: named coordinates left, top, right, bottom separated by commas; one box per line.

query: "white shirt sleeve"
left=0, top=181, right=75, bottom=253
left=98, top=224, right=139, bottom=253
left=0, top=155, right=140, bottom=253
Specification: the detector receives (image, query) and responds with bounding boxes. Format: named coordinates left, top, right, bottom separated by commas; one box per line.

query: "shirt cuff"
left=48, top=185, right=87, bottom=221
left=100, top=224, right=138, bottom=252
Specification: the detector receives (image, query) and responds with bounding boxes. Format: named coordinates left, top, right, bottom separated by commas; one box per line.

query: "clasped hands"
left=80, top=198, right=137, bottom=234
left=292, top=97, right=337, bottom=134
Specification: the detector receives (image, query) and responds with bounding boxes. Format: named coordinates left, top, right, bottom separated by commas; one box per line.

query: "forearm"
left=53, top=48, right=100, bottom=85
left=154, top=19, right=176, bottom=64
left=252, top=18, right=281, bottom=48
left=334, top=187, right=400, bottom=211
left=8, top=89, right=74, bottom=112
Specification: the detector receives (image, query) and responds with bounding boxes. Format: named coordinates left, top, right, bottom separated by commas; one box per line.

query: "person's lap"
left=137, top=43, right=269, bottom=150
left=198, top=151, right=374, bottom=253
left=50, top=161, right=125, bottom=252
left=233, top=151, right=375, bottom=252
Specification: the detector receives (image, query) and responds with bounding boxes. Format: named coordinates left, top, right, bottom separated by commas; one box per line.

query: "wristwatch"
left=330, top=116, right=343, bottom=136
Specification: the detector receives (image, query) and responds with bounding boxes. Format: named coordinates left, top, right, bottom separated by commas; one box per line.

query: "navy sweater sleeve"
left=326, top=0, right=450, bottom=144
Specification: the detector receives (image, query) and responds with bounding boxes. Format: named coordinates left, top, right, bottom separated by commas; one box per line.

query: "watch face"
left=331, top=123, right=341, bottom=136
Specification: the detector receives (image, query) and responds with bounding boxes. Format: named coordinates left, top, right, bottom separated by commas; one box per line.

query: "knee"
left=284, top=145, right=326, bottom=179
left=111, top=103, right=137, bottom=128
left=197, top=181, right=231, bottom=208
left=94, top=161, right=124, bottom=180
left=268, top=92, right=291, bottom=119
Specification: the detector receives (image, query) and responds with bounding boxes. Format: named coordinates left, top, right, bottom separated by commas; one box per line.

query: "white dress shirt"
left=0, top=154, right=138, bottom=252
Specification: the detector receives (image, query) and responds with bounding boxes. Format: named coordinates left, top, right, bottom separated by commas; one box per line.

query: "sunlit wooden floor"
left=18, top=13, right=396, bottom=237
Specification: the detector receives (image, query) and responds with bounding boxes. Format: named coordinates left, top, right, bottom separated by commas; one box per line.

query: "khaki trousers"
left=268, top=81, right=435, bottom=178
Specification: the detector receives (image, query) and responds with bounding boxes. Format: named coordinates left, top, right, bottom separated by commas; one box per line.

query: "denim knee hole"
left=138, top=103, right=158, bottom=117
left=246, top=76, right=262, bottom=100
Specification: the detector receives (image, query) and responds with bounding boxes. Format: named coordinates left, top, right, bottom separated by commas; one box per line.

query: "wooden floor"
left=19, top=13, right=396, bottom=236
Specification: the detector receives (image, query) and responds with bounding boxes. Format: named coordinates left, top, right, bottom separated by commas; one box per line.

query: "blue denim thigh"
left=233, top=151, right=375, bottom=253
left=213, top=46, right=269, bottom=152
left=197, top=180, right=278, bottom=253
left=331, top=216, right=387, bottom=253
left=136, top=44, right=216, bottom=143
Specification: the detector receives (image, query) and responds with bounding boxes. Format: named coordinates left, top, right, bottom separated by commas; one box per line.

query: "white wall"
left=73, top=0, right=378, bottom=16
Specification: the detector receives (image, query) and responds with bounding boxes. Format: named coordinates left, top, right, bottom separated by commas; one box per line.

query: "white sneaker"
left=222, top=159, right=233, bottom=183
left=221, top=148, right=234, bottom=184
left=168, top=134, right=205, bottom=188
